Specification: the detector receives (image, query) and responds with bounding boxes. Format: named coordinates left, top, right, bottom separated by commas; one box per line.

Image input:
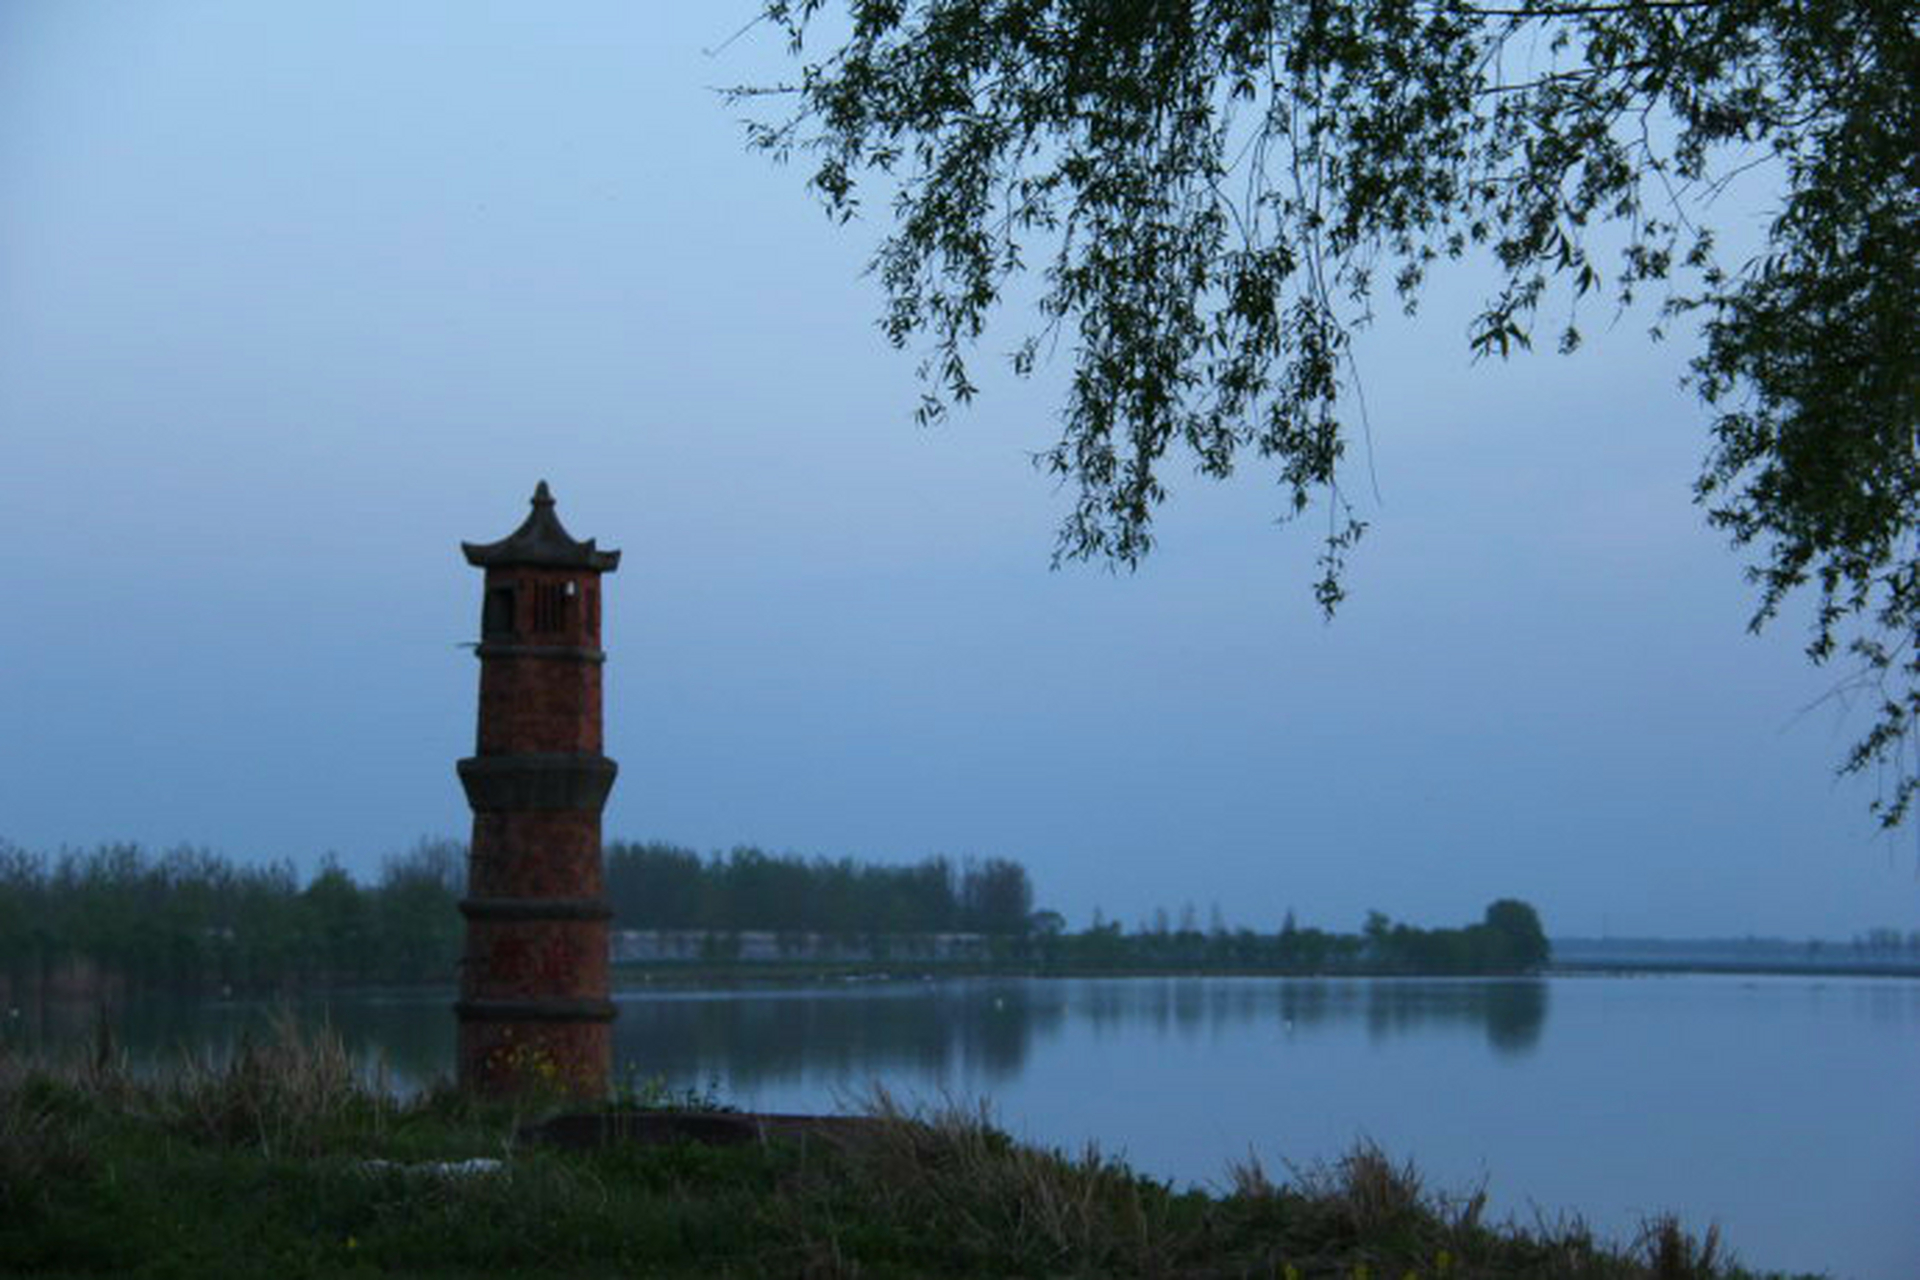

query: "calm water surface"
left=19, top=974, right=1916, bottom=1280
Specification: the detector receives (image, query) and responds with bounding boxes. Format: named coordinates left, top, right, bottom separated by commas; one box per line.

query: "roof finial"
left=532, top=480, right=555, bottom=507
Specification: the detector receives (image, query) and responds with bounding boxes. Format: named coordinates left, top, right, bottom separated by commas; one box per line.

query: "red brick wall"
left=467, top=811, right=605, bottom=898
left=475, top=657, right=603, bottom=754
left=460, top=918, right=610, bottom=1002
left=458, top=1020, right=611, bottom=1100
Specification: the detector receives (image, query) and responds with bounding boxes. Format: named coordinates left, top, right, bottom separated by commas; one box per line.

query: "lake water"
left=15, top=973, right=1916, bottom=1280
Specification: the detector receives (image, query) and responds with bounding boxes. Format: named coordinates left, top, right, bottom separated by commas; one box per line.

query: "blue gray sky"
left=3, top=2, right=1912, bottom=939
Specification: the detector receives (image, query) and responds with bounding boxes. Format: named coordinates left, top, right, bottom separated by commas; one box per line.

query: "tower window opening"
left=533, top=582, right=572, bottom=633
left=483, top=586, right=517, bottom=638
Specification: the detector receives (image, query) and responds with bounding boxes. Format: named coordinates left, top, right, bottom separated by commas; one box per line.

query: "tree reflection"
left=21, top=976, right=1554, bottom=1096
left=1355, top=979, right=1549, bottom=1056
left=608, top=976, right=1550, bottom=1090
left=610, top=980, right=1058, bottom=1090
left=1073, top=977, right=1548, bottom=1057
left=1483, top=981, right=1549, bottom=1054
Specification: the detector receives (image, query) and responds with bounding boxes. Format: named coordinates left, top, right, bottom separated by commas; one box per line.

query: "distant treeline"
left=605, top=841, right=1034, bottom=937
left=1029, top=901, right=1550, bottom=974
left=0, top=839, right=1037, bottom=995
left=1848, top=927, right=1920, bottom=956
left=0, top=838, right=1547, bottom=995
left=0, top=840, right=464, bottom=994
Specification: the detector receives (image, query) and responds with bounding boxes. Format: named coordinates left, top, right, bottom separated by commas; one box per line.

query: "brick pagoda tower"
left=456, top=481, right=619, bottom=1097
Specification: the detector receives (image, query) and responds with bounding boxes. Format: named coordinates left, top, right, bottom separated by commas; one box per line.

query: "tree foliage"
left=739, top=0, right=1920, bottom=818
left=0, top=838, right=1048, bottom=994
left=1481, top=897, right=1550, bottom=969
left=604, top=841, right=1036, bottom=935
left=1039, top=898, right=1547, bottom=972
left=0, top=839, right=465, bottom=992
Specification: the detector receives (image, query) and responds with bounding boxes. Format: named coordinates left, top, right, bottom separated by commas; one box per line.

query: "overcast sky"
left=3, top=2, right=1913, bottom=940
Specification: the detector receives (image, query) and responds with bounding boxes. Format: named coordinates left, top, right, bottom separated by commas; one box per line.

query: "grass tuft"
left=1642, top=1213, right=1726, bottom=1280
left=826, top=1085, right=1180, bottom=1274
left=157, top=1010, right=391, bottom=1155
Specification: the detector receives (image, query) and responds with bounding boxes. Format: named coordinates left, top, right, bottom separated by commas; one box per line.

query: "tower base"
left=455, top=1004, right=614, bottom=1099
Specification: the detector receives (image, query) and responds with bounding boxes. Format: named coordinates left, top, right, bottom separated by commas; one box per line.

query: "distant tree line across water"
left=0, top=840, right=465, bottom=995
left=1029, top=901, right=1549, bottom=975
left=0, top=838, right=1552, bottom=996
left=605, top=841, right=1035, bottom=937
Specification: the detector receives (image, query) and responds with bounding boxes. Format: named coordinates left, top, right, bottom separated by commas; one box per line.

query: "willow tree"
left=736, top=0, right=1918, bottom=818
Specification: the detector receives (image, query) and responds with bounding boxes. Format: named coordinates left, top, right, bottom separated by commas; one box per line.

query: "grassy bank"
left=1, top=1023, right=1814, bottom=1279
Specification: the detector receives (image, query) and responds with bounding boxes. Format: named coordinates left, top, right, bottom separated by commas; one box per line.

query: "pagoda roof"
left=462, top=481, right=620, bottom=571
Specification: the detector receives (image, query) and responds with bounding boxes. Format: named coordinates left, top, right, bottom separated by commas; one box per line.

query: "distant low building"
left=611, top=929, right=992, bottom=964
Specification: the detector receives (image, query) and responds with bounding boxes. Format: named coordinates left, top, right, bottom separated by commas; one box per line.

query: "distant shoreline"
left=1547, top=958, right=1920, bottom=979
left=596, top=958, right=1920, bottom=985
left=1548, top=935, right=1920, bottom=979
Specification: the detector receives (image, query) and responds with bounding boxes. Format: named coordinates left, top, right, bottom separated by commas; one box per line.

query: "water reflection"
left=5, top=975, right=1552, bottom=1091
left=1071, top=977, right=1546, bottom=1056
left=1353, top=979, right=1547, bottom=1053
left=1855, top=978, right=1920, bottom=1023
left=611, top=981, right=1058, bottom=1088
left=1484, top=981, right=1548, bottom=1052
left=604, top=976, right=1549, bottom=1090
left=2, top=990, right=456, bottom=1089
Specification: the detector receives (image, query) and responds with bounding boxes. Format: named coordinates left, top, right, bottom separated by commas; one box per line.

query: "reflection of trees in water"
left=7, top=993, right=457, bottom=1089
left=28, top=977, right=1554, bottom=1093
left=1082, top=977, right=1288, bottom=1035
left=1074, top=977, right=1548, bottom=1057
left=612, top=981, right=1061, bottom=1089
left=1355, top=980, right=1549, bottom=1054
left=1857, top=981, right=1920, bottom=1025
left=1482, top=982, right=1548, bottom=1053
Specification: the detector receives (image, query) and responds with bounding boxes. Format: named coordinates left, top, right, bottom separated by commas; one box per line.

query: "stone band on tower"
left=456, top=481, right=619, bottom=1097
